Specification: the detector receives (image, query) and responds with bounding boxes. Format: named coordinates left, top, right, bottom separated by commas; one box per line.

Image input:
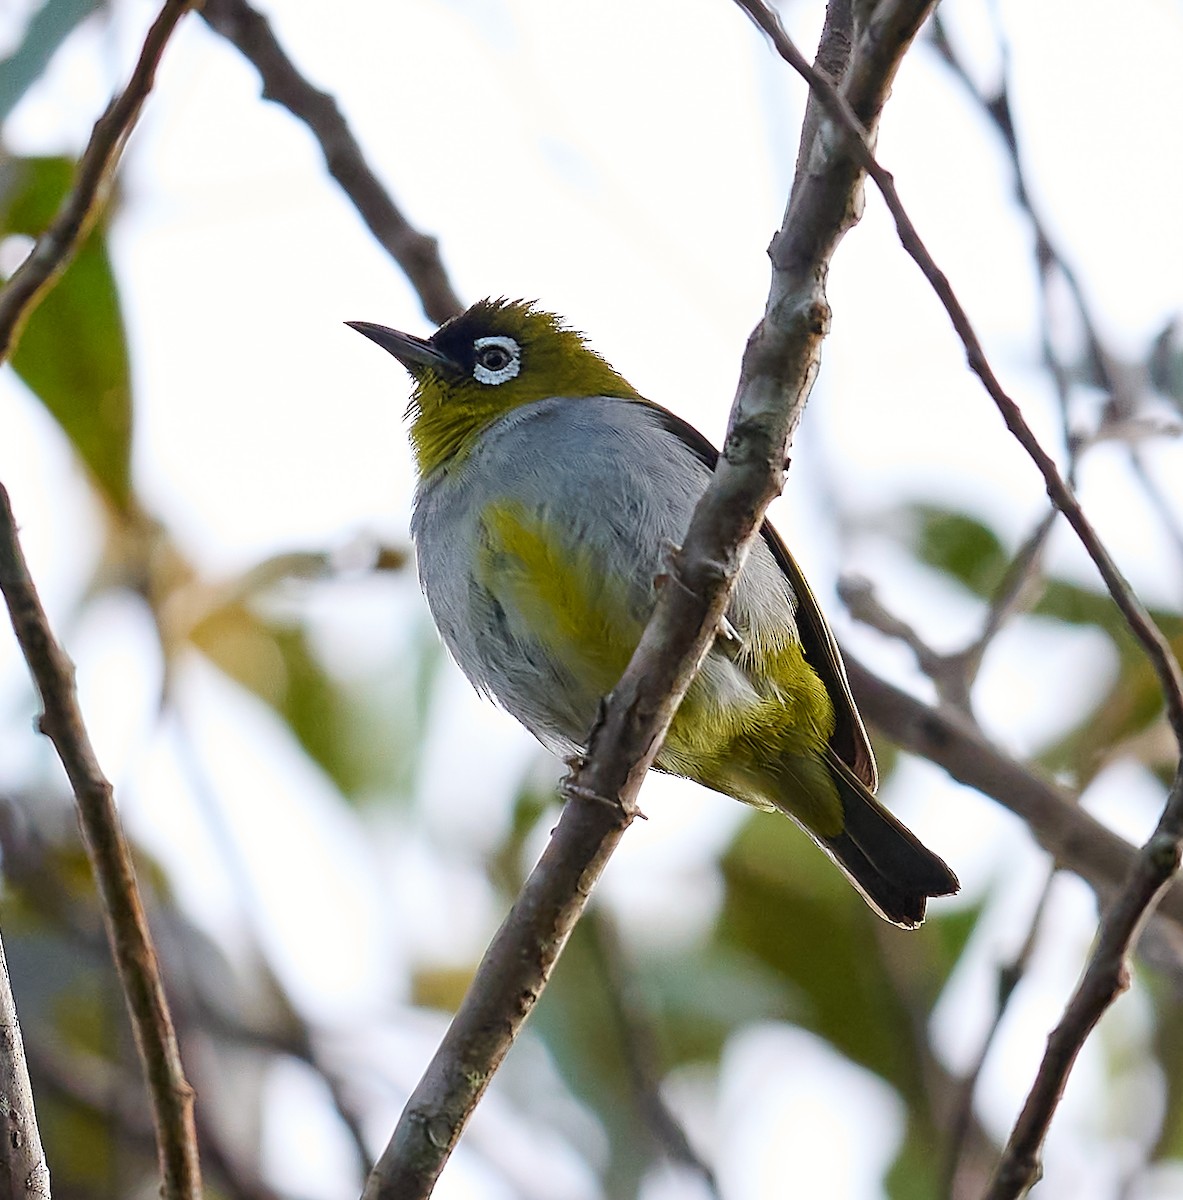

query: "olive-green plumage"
left=348, top=299, right=958, bottom=926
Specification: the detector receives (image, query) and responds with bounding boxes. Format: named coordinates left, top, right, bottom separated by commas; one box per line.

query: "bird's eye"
left=472, top=335, right=521, bottom=385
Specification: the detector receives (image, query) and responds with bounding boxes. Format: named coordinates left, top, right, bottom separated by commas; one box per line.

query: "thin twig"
left=955, top=509, right=1057, bottom=687
left=199, top=0, right=463, bottom=325
left=1129, top=449, right=1183, bottom=590
left=164, top=708, right=374, bottom=1178
left=0, top=0, right=195, bottom=364
left=362, top=4, right=940, bottom=1196
left=588, top=912, right=720, bottom=1195
left=734, top=0, right=1183, bottom=745
left=943, top=869, right=1056, bottom=1198
left=841, top=503, right=1055, bottom=714
left=985, top=767, right=1183, bottom=1199
left=26, top=1035, right=286, bottom=1200
left=0, top=931, right=50, bottom=1200
left=0, top=487, right=202, bottom=1200
left=839, top=574, right=975, bottom=712
left=929, top=14, right=1183, bottom=648
left=927, top=15, right=1124, bottom=414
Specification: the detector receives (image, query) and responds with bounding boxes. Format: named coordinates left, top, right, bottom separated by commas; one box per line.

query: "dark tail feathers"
left=820, top=752, right=959, bottom=928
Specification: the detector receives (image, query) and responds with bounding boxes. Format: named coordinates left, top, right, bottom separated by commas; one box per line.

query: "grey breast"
left=410, top=396, right=797, bottom=752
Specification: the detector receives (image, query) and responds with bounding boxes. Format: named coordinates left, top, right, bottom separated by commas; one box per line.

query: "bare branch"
left=929, top=14, right=1183, bottom=639
left=363, top=776, right=637, bottom=1200
left=839, top=574, right=974, bottom=712
left=362, top=4, right=939, bottom=1196
left=927, top=16, right=1122, bottom=413
left=0, top=933, right=50, bottom=1200
left=845, top=653, right=1183, bottom=930
left=0, top=0, right=195, bottom=364
left=954, top=509, right=1057, bottom=687
left=27, top=1036, right=285, bottom=1200
left=735, top=0, right=1183, bottom=746
left=986, top=767, right=1183, bottom=1199
left=0, top=487, right=201, bottom=1200
left=199, top=0, right=463, bottom=326
left=843, top=504, right=1054, bottom=715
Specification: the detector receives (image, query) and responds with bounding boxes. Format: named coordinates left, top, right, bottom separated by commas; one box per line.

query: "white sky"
left=3, top=0, right=1183, bottom=1197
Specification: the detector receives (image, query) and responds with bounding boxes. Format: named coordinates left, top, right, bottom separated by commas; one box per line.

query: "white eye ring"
left=472, top=335, right=521, bottom=385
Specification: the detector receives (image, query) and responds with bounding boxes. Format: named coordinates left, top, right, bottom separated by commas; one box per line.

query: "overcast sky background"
left=3, top=0, right=1183, bottom=1196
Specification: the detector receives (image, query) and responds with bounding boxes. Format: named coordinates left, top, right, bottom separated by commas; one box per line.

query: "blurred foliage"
left=1150, top=320, right=1183, bottom=413
left=0, top=0, right=101, bottom=122
left=907, top=503, right=1183, bottom=787
left=189, top=594, right=436, bottom=803
left=1150, top=969, right=1183, bottom=1161
left=1, top=7, right=1182, bottom=1200
left=1, top=154, right=133, bottom=510
left=910, top=505, right=1010, bottom=598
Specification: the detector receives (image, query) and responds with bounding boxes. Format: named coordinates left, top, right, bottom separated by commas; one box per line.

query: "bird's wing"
left=633, top=399, right=878, bottom=792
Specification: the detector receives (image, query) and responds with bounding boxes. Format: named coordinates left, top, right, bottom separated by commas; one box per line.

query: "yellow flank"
left=665, top=638, right=844, bottom=838
left=478, top=498, right=844, bottom=838
left=349, top=298, right=960, bottom=925
left=477, top=500, right=641, bottom=697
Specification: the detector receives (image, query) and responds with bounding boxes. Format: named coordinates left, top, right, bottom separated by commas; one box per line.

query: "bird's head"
left=348, top=298, right=641, bottom=476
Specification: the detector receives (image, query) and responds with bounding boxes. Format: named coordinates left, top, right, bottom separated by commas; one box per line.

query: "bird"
left=348, top=298, right=958, bottom=927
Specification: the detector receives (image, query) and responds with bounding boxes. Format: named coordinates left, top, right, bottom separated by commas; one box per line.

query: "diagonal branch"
left=199, top=0, right=463, bottom=326
left=734, top=0, right=1183, bottom=746
left=0, top=929, right=50, bottom=1200
left=985, top=766, right=1183, bottom=1199
left=845, top=654, right=1183, bottom=930
left=728, top=2, right=1183, bottom=1181
left=736, top=14, right=1183, bottom=1176
left=0, top=487, right=201, bottom=1200
left=361, top=3, right=940, bottom=1196
left=0, top=0, right=195, bottom=364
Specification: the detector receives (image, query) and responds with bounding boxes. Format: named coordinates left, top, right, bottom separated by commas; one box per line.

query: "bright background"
left=2, top=0, right=1183, bottom=1197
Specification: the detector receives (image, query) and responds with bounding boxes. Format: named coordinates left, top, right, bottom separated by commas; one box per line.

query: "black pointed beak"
left=346, top=321, right=458, bottom=374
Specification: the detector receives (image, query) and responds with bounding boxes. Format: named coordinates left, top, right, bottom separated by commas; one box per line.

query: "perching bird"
left=348, top=299, right=958, bottom=926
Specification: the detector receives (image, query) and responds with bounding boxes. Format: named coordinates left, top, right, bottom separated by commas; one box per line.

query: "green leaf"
left=1035, top=578, right=1183, bottom=648
left=533, top=918, right=662, bottom=1196
left=717, top=812, right=968, bottom=1101
left=886, top=1116, right=946, bottom=1200
left=0, top=0, right=101, bottom=122
left=1150, top=968, right=1183, bottom=1161
left=1, top=155, right=133, bottom=510
left=640, top=941, right=792, bottom=1066
left=1038, top=654, right=1172, bottom=783
left=189, top=599, right=429, bottom=802
left=908, top=505, right=1009, bottom=597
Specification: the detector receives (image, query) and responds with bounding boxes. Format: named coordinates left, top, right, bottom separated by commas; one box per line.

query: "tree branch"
left=739, top=9, right=1183, bottom=1180
left=199, top=0, right=464, bottom=326
left=0, top=487, right=201, bottom=1200
left=986, top=766, right=1183, bottom=1199
left=0, top=0, right=195, bottom=364
left=0, top=931, right=50, bottom=1200
left=734, top=0, right=1183, bottom=747
left=845, top=654, right=1183, bottom=930
left=361, top=4, right=939, bottom=1196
